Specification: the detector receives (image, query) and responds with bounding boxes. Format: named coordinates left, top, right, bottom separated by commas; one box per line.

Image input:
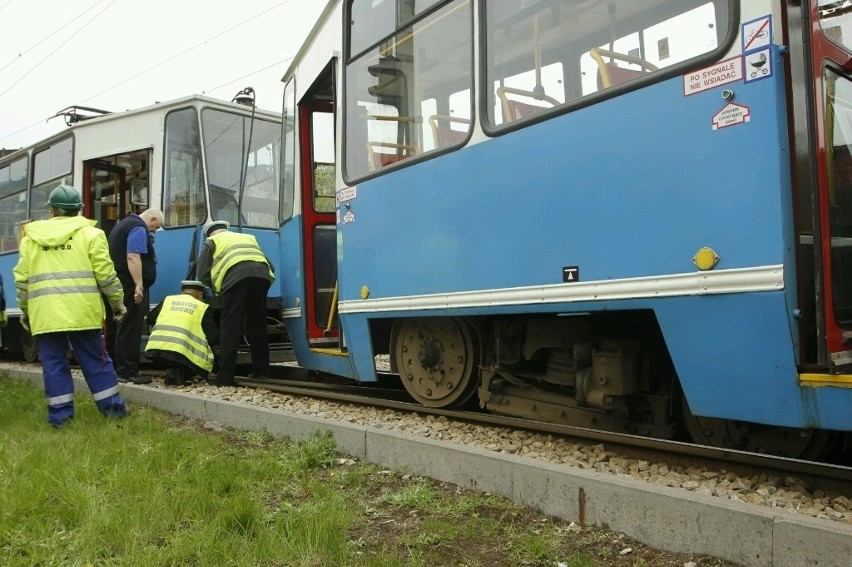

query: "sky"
left=0, top=0, right=327, bottom=150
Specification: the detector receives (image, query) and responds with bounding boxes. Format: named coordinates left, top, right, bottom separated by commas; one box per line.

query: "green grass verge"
left=0, top=378, right=733, bottom=567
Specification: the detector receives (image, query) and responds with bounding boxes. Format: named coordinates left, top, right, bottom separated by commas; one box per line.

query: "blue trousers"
left=39, top=330, right=127, bottom=427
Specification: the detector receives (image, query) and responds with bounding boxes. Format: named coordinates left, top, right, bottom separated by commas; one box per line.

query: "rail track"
left=240, top=366, right=852, bottom=497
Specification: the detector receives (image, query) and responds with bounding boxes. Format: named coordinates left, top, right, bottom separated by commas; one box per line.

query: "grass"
left=0, top=378, right=736, bottom=567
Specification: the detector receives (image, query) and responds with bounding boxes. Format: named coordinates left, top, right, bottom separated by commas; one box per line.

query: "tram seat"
left=589, top=47, right=658, bottom=89
left=496, top=86, right=560, bottom=123
left=428, top=115, right=471, bottom=147
left=365, top=114, right=418, bottom=169
left=367, top=141, right=418, bottom=170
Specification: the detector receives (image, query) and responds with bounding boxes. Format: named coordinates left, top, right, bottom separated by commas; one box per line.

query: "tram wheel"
left=681, top=397, right=836, bottom=461
left=21, top=328, right=39, bottom=363
left=392, top=317, right=479, bottom=408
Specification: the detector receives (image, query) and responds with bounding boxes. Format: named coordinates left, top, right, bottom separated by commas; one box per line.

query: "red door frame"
left=299, top=101, right=338, bottom=341
left=808, top=0, right=852, bottom=359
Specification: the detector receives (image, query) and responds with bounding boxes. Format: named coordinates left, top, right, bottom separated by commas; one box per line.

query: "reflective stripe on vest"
left=145, top=295, right=214, bottom=371
left=209, top=231, right=273, bottom=293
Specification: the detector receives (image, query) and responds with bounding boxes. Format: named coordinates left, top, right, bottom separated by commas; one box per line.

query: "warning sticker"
left=712, top=103, right=751, bottom=130
left=684, top=57, right=743, bottom=96
left=337, top=186, right=357, bottom=204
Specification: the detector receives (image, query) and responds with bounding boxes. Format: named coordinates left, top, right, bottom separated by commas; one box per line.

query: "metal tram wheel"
left=681, top=397, right=836, bottom=461
left=391, top=317, right=479, bottom=408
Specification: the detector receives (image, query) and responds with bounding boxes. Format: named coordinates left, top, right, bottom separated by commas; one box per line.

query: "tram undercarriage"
left=388, top=312, right=841, bottom=460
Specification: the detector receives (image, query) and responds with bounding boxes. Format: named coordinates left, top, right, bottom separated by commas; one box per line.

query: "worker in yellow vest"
left=13, top=185, right=128, bottom=428
left=145, top=280, right=218, bottom=386
left=196, top=220, right=275, bottom=386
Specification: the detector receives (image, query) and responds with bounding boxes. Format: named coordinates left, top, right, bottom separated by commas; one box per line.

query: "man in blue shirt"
left=107, top=208, right=164, bottom=384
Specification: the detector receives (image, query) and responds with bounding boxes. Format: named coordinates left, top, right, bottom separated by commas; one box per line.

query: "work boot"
left=164, top=368, right=184, bottom=385
left=214, top=374, right=236, bottom=387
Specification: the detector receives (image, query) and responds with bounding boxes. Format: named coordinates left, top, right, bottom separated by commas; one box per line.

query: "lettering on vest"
left=41, top=244, right=73, bottom=251
left=168, top=300, right=200, bottom=315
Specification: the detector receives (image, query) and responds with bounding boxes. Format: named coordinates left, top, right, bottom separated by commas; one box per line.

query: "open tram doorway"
left=800, top=1, right=852, bottom=373
left=298, top=62, right=340, bottom=348
left=83, top=149, right=151, bottom=237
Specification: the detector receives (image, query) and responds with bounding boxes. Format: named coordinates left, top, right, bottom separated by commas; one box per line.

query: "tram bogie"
left=387, top=311, right=679, bottom=438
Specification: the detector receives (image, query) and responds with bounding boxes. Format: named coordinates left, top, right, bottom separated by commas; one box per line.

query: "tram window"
left=32, top=137, right=72, bottom=187
left=484, top=1, right=729, bottom=128
left=493, top=64, right=564, bottom=125
left=349, top=0, right=396, bottom=57
left=30, top=137, right=73, bottom=220
left=0, top=157, right=26, bottom=199
left=312, top=112, right=336, bottom=213
left=30, top=179, right=71, bottom=221
left=824, top=68, right=852, bottom=325
left=0, top=157, right=27, bottom=253
left=421, top=89, right=471, bottom=151
left=344, top=0, right=473, bottom=181
left=281, top=77, right=296, bottom=222
left=164, top=108, right=205, bottom=227
left=350, top=0, right=449, bottom=58
left=819, top=0, right=852, bottom=54
left=202, top=108, right=281, bottom=229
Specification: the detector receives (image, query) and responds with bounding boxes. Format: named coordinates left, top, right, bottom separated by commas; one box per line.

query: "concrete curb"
left=6, top=368, right=851, bottom=566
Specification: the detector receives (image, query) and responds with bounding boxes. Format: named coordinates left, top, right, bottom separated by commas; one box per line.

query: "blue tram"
left=0, top=95, right=288, bottom=362
left=275, top=0, right=852, bottom=459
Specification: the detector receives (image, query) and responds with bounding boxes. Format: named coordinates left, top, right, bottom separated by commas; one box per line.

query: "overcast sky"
left=0, top=0, right=326, bottom=150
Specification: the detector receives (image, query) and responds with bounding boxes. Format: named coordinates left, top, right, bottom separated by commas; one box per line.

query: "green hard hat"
left=46, top=184, right=83, bottom=211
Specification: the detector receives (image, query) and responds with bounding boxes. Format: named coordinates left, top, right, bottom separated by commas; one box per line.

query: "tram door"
left=808, top=1, right=852, bottom=369
left=84, top=161, right=126, bottom=235
left=83, top=151, right=150, bottom=237
left=300, top=99, right=339, bottom=345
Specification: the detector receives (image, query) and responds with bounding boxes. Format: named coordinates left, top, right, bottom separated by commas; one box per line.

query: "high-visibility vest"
left=145, top=294, right=214, bottom=371
left=13, top=216, right=123, bottom=335
left=208, top=231, right=274, bottom=294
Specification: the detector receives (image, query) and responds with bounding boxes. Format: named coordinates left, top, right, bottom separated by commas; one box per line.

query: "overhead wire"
left=0, top=0, right=107, bottom=74
left=0, top=0, right=119, bottom=100
left=203, top=56, right=295, bottom=96
left=80, top=0, right=299, bottom=104
left=1, top=0, right=304, bottom=145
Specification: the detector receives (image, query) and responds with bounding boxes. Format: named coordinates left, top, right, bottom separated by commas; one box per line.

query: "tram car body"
left=276, top=0, right=852, bottom=459
left=0, top=95, right=288, bottom=362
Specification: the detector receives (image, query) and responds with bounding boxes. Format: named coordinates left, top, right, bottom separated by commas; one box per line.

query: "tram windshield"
left=164, top=107, right=282, bottom=229
left=202, top=108, right=281, bottom=229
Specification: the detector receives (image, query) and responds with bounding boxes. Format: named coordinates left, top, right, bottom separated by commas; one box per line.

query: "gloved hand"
left=20, top=315, right=29, bottom=333
left=112, top=302, right=127, bottom=323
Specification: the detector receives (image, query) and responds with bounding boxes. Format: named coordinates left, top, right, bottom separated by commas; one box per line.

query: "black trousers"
left=149, top=351, right=206, bottom=381
left=217, top=278, right=270, bottom=382
left=113, top=285, right=148, bottom=379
